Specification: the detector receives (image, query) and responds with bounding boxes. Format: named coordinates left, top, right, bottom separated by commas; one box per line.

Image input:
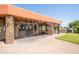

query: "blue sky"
left=15, top=4, right=79, bottom=27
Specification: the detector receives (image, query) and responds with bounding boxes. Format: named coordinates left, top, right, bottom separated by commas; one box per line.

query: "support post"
left=15, top=24, right=20, bottom=38
left=5, top=16, right=14, bottom=44
left=45, top=24, right=47, bottom=31
left=32, top=23, right=35, bottom=35
left=58, top=24, right=60, bottom=33
left=48, top=24, right=53, bottom=35
left=40, top=24, right=42, bottom=34
left=36, top=24, right=39, bottom=35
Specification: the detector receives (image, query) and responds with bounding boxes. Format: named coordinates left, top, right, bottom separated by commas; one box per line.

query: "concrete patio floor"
left=0, top=33, right=79, bottom=54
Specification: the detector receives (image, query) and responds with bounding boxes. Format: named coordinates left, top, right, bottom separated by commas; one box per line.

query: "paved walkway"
left=0, top=33, right=79, bottom=54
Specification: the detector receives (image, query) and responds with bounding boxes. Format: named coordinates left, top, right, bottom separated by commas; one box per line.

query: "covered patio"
left=0, top=5, right=62, bottom=44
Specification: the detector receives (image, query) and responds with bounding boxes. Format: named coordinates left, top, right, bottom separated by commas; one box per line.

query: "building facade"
left=0, top=5, right=62, bottom=44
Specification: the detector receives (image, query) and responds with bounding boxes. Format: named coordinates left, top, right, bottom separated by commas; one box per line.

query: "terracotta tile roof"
left=0, top=4, right=62, bottom=24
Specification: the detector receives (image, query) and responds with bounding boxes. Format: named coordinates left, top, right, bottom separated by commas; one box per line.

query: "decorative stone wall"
left=5, top=16, right=14, bottom=44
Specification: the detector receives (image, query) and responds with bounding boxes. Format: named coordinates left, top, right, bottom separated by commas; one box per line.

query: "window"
left=20, top=24, right=26, bottom=31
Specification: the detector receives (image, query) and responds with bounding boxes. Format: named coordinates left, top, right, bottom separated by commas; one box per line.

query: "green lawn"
left=57, top=33, right=79, bottom=44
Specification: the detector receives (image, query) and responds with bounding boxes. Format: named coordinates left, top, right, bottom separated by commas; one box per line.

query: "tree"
left=69, top=20, right=79, bottom=33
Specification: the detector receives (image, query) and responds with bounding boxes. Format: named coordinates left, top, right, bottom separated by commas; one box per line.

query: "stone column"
left=39, top=24, right=42, bottom=35
left=58, top=24, right=60, bottom=33
left=36, top=24, right=39, bottom=35
left=15, top=24, right=20, bottom=38
left=5, top=16, right=14, bottom=44
left=45, top=24, right=48, bottom=34
left=32, top=23, right=35, bottom=35
left=48, top=24, right=53, bottom=35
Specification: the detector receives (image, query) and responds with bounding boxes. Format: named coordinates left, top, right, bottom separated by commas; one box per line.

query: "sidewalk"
left=0, top=33, right=79, bottom=54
